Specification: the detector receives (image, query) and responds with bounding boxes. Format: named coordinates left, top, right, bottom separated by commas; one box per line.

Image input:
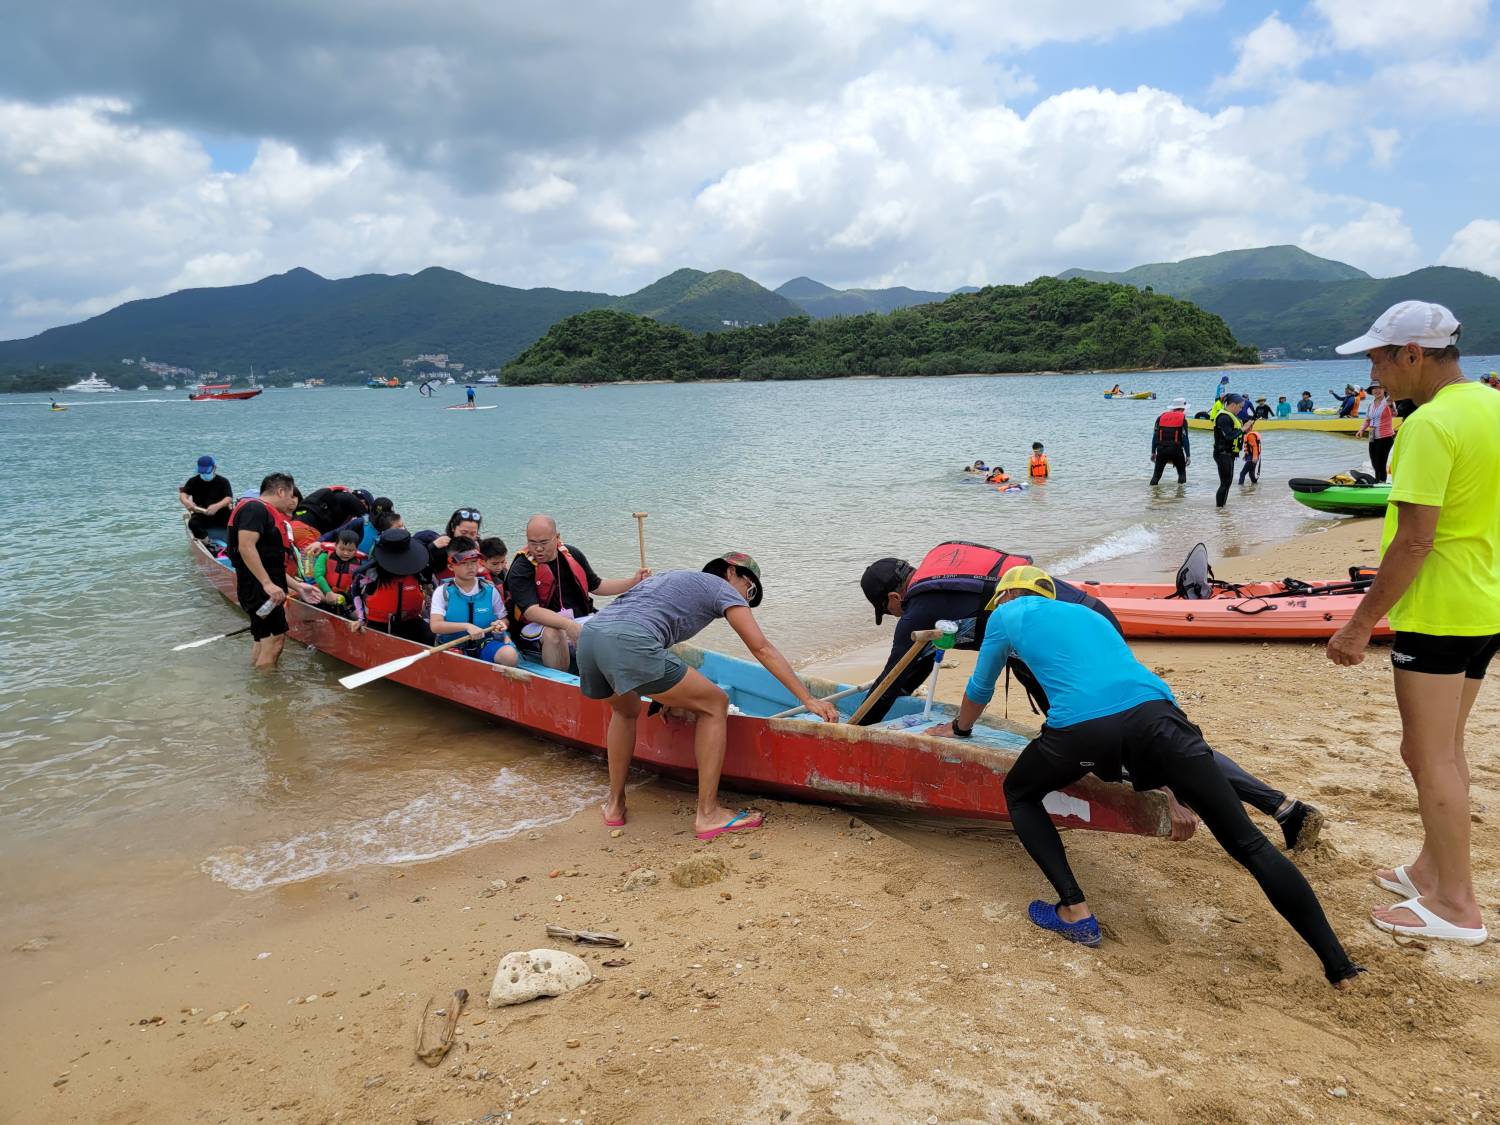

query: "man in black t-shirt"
left=179, top=455, right=233, bottom=540
left=505, top=513, right=650, bottom=670
left=228, top=472, right=324, bottom=668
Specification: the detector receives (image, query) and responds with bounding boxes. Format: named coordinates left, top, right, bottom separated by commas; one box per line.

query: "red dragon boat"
left=188, top=533, right=1168, bottom=836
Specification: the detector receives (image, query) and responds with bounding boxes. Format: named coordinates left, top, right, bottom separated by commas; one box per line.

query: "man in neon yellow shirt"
left=1327, top=301, right=1500, bottom=946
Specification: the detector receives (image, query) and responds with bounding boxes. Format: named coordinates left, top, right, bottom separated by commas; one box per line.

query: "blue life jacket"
left=439, top=578, right=499, bottom=633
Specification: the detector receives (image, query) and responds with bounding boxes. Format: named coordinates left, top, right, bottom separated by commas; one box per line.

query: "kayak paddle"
left=339, top=628, right=497, bottom=690
left=173, top=624, right=254, bottom=651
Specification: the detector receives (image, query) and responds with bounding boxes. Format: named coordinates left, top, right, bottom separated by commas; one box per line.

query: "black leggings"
left=1369, top=435, right=1394, bottom=483
left=1150, top=450, right=1186, bottom=484
left=1214, top=453, right=1235, bottom=507
left=1001, top=700, right=1356, bottom=983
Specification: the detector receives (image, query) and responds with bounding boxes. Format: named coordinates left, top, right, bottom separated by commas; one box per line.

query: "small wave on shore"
left=202, top=767, right=611, bottom=892
left=1049, top=524, right=1160, bottom=575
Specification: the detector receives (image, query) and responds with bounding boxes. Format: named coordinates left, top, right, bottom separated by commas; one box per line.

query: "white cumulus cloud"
left=1216, top=13, right=1317, bottom=91
left=1440, top=218, right=1500, bottom=276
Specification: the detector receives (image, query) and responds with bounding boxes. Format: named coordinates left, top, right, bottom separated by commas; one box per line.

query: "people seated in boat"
left=179, top=455, right=234, bottom=540
left=296, top=485, right=369, bottom=534
left=320, top=496, right=393, bottom=554
left=926, top=566, right=1362, bottom=989
left=1252, top=397, right=1273, bottom=420
left=578, top=553, right=841, bottom=839
left=308, top=528, right=364, bottom=615
left=354, top=527, right=433, bottom=644
left=985, top=467, right=1010, bottom=483
left=425, top=508, right=483, bottom=579
left=480, top=537, right=509, bottom=582
left=1028, top=443, right=1050, bottom=479
left=429, top=538, right=518, bottom=666
left=227, top=472, right=324, bottom=669
left=505, top=514, right=650, bottom=671
left=1296, top=390, right=1316, bottom=413
left=1275, top=395, right=1292, bottom=418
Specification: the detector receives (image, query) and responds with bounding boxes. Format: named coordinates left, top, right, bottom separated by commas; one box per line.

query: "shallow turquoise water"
left=2, top=357, right=1495, bottom=916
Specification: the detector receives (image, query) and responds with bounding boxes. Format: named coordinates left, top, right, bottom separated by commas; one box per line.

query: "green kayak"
left=1288, top=478, right=1391, bottom=516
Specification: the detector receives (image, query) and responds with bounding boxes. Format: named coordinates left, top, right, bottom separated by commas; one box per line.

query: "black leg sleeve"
left=1003, top=739, right=1093, bottom=907
left=1211, top=750, right=1285, bottom=818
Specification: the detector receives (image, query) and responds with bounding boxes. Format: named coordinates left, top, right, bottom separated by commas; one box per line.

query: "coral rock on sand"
left=488, top=949, right=591, bottom=1007
left=671, top=854, right=729, bottom=888
left=622, top=868, right=658, bottom=891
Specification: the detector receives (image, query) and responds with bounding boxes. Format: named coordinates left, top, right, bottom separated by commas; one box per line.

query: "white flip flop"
left=1371, top=897, right=1489, bottom=946
left=1374, top=864, right=1419, bottom=897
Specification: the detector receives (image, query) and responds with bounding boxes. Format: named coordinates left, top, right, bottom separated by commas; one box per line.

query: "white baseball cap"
left=1334, top=301, right=1462, bottom=355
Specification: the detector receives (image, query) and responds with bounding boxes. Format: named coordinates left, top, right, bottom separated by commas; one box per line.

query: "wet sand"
left=4, top=519, right=1498, bottom=1123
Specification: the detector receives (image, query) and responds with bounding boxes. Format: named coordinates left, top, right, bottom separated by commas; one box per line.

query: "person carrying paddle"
left=578, top=554, right=840, bottom=839
left=929, top=566, right=1363, bottom=988
left=227, top=472, right=324, bottom=669
left=1149, top=397, right=1191, bottom=484
left=1327, top=300, right=1499, bottom=946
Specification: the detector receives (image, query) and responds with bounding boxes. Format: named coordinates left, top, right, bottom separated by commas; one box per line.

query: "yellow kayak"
left=1187, top=415, right=1401, bottom=434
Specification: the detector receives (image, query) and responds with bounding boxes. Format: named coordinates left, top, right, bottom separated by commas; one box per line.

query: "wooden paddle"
left=339, top=627, right=498, bottom=690
left=632, top=512, right=648, bottom=569
left=173, top=624, right=254, bottom=651
left=769, top=679, right=873, bottom=719
left=847, top=628, right=947, bottom=726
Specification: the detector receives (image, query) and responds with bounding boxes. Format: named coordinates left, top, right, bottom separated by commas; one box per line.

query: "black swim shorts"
left=240, top=589, right=290, bottom=641
left=1391, top=631, right=1500, bottom=679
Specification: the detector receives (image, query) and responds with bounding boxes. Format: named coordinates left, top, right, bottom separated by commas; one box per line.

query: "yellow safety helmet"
left=985, top=565, right=1057, bottom=610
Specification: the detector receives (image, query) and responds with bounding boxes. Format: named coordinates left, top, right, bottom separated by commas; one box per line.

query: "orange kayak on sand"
left=1082, top=579, right=1392, bottom=640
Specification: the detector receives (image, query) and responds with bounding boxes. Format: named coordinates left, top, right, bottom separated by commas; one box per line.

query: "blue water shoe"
left=1027, top=900, right=1102, bottom=946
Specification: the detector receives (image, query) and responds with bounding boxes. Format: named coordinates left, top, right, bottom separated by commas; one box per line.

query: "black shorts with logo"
left=1391, top=632, right=1500, bottom=679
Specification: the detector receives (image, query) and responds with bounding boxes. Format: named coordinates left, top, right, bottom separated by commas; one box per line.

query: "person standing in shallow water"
left=1149, top=397, right=1190, bottom=484
left=1211, top=394, right=1244, bottom=507
left=227, top=472, right=324, bottom=669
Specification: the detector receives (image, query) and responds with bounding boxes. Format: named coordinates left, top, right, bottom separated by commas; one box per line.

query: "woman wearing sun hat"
left=576, top=552, right=841, bottom=840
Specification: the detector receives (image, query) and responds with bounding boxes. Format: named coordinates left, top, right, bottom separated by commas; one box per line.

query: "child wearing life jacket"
left=985, top=467, right=1010, bottom=484
left=429, top=538, right=518, bottom=666
left=355, top=527, right=432, bottom=644
left=1028, top=442, right=1050, bottom=479
left=310, top=529, right=365, bottom=616
left=1238, top=425, right=1263, bottom=484
left=480, top=536, right=509, bottom=583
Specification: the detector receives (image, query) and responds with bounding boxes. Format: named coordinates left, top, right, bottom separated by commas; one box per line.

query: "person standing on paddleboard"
left=929, top=566, right=1363, bottom=989
left=577, top=554, right=840, bottom=839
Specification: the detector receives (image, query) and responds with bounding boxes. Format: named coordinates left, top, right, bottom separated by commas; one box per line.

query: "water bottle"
left=256, top=595, right=278, bottom=617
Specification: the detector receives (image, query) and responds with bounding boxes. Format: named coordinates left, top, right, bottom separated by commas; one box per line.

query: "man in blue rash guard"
left=927, top=565, right=1363, bottom=989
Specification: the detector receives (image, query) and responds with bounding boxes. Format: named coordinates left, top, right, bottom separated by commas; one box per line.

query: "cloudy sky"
left=1, top=0, right=1497, bottom=339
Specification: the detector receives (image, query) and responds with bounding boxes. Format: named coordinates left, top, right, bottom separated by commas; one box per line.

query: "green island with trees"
left=501, top=276, right=1259, bottom=385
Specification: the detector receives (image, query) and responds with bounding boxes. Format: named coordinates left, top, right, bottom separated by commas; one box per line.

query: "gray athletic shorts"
left=576, top=619, right=688, bottom=700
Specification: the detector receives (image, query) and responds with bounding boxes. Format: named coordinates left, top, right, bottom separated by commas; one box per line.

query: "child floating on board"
left=1028, top=442, right=1050, bottom=479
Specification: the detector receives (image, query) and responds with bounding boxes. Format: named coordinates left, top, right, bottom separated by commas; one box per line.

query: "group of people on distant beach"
left=184, top=301, right=1497, bottom=984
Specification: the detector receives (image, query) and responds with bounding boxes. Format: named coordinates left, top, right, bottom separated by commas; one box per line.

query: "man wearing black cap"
left=1212, top=394, right=1245, bottom=508
left=179, top=455, right=233, bottom=540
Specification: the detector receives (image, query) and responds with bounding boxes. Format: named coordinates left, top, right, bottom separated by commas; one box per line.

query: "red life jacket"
left=362, top=574, right=424, bottom=624
left=1155, top=409, right=1187, bottom=450
left=904, top=541, right=1031, bottom=601
left=532, top=547, right=591, bottom=610
left=308, top=542, right=365, bottom=595
left=227, top=497, right=295, bottom=576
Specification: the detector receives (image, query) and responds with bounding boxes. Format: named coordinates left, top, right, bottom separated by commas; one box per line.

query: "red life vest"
left=904, top=541, right=1031, bottom=601
left=532, top=547, right=591, bottom=610
left=1155, top=409, right=1187, bottom=450
left=308, top=542, right=365, bottom=595
left=227, top=497, right=295, bottom=576
left=362, top=574, right=424, bottom=624
left=1028, top=454, right=1049, bottom=478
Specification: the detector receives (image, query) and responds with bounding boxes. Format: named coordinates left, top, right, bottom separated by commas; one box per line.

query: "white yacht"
left=63, top=373, right=119, bottom=393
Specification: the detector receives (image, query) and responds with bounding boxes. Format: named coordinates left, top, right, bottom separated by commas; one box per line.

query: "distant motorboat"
left=136, top=384, right=148, bottom=391
left=476, top=374, right=499, bottom=386
left=64, top=373, right=119, bottom=393
left=291, top=381, right=307, bottom=388
left=441, top=375, right=456, bottom=385
left=163, top=384, right=176, bottom=391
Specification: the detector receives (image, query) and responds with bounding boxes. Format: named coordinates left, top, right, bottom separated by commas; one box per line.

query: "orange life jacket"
left=1243, top=430, right=1262, bottom=459
left=227, top=497, right=295, bottom=576
left=986, top=470, right=1010, bottom=484
left=362, top=574, right=424, bottom=624
left=905, top=541, right=1031, bottom=602
left=288, top=519, right=322, bottom=552
left=1028, top=454, right=1049, bottom=478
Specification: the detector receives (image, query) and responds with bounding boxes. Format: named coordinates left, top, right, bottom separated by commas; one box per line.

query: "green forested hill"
left=1059, top=245, right=1371, bottom=297
left=610, top=268, right=801, bottom=330
left=775, top=277, right=957, bottom=318
left=502, top=276, right=1258, bottom=384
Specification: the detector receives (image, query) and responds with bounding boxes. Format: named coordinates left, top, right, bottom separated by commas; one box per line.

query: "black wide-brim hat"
left=372, top=528, right=429, bottom=576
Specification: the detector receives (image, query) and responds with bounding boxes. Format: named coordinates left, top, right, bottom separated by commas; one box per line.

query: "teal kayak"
left=1288, top=478, right=1391, bottom=516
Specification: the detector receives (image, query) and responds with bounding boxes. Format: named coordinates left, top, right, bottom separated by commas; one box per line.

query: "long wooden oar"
left=173, top=624, right=254, bottom=651
left=847, top=628, right=946, bottom=726
left=769, top=679, right=872, bottom=719
left=632, top=512, right=648, bottom=569
left=340, top=629, right=493, bottom=690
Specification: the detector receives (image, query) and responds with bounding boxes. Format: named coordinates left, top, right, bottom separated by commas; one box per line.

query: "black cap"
left=861, top=558, right=912, bottom=624
left=371, top=528, right=430, bottom=576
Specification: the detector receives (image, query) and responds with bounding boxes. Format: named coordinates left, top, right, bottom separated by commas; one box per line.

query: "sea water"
left=2, top=357, right=1495, bottom=922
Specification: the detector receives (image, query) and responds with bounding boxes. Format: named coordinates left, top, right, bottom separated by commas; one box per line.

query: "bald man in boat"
left=860, top=542, right=1323, bottom=849
left=505, top=514, right=651, bottom=671
left=928, top=566, right=1362, bottom=989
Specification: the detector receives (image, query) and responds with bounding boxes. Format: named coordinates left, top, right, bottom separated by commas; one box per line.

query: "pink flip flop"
left=695, top=810, right=764, bottom=841
left=601, top=807, right=626, bottom=828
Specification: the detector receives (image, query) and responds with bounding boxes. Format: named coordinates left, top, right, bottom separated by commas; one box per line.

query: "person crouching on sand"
left=576, top=553, right=841, bottom=840
left=929, top=566, right=1363, bottom=988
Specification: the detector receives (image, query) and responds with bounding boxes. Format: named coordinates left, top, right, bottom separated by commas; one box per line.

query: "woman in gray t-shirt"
left=576, top=552, right=841, bottom=841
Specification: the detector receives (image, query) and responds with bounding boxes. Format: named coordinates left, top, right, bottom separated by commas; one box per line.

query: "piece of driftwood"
left=415, top=988, right=468, bottom=1066
left=545, top=924, right=625, bottom=948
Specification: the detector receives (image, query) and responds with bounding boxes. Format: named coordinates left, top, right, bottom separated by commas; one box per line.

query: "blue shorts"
left=477, top=637, right=516, bottom=663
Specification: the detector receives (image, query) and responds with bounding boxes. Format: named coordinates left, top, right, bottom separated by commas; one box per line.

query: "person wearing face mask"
left=179, top=455, right=234, bottom=540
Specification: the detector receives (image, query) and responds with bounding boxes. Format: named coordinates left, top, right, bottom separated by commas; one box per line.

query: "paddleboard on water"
left=445, top=404, right=498, bottom=411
